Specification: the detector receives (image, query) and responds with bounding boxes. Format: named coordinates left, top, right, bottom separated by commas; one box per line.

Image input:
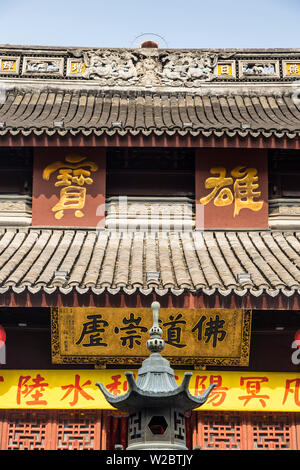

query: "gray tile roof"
left=0, top=228, right=300, bottom=297
left=0, top=87, right=300, bottom=138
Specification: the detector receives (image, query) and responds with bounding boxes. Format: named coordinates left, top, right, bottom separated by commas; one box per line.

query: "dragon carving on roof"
left=72, top=48, right=225, bottom=86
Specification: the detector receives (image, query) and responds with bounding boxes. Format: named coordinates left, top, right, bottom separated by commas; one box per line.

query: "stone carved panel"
left=128, top=412, right=142, bottom=440
left=239, top=60, right=280, bottom=78
left=160, top=51, right=218, bottom=85
left=0, top=195, right=32, bottom=226
left=105, top=196, right=194, bottom=232
left=268, top=198, right=300, bottom=229
left=22, top=57, right=64, bottom=76
left=81, top=49, right=140, bottom=84
left=174, top=411, right=185, bottom=441
left=67, top=49, right=235, bottom=87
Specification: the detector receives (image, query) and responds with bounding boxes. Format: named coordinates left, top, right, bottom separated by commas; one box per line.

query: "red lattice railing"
left=0, top=410, right=115, bottom=450
left=192, top=411, right=300, bottom=450
left=0, top=410, right=299, bottom=450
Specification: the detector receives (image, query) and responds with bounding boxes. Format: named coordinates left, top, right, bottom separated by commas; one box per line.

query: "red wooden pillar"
left=120, top=416, right=128, bottom=450
left=185, top=414, right=192, bottom=450
left=111, top=414, right=119, bottom=450
left=102, top=411, right=111, bottom=450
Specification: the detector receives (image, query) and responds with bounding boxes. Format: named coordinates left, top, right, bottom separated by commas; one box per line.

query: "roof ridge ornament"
left=131, top=33, right=168, bottom=49
left=65, top=48, right=224, bottom=86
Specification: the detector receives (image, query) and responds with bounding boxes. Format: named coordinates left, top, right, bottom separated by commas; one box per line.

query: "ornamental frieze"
left=0, top=47, right=299, bottom=86
left=67, top=49, right=228, bottom=86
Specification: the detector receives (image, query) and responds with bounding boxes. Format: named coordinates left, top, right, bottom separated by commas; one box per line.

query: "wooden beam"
left=1, top=133, right=300, bottom=148
left=0, top=291, right=299, bottom=310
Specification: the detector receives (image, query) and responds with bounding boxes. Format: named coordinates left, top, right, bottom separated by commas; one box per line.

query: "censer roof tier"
left=96, top=302, right=215, bottom=414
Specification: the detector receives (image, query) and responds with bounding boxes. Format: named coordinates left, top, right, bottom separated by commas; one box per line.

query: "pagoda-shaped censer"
left=96, top=301, right=215, bottom=450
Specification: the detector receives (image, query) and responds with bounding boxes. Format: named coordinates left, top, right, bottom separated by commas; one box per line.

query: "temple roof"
left=0, top=228, right=300, bottom=297
left=0, top=45, right=300, bottom=138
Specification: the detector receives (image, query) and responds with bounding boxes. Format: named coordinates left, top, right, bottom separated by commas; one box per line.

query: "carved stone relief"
left=105, top=196, right=194, bottom=231
left=67, top=49, right=233, bottom=86
left=268, top=198, right=300, bottom=230
left=22, top=57, right=64, bottom=76
left=1, top=47, right=300, bottom=85
left=159, top=51, right=218, bottom=85
left=0, top=195, right=32, bottom=226
left=239, top=60, right=280, bottom=78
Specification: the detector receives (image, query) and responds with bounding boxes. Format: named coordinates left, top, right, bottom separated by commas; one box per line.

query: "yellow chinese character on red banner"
left=200, top=166, right=264, bottom=217
left=43, top=155, right=99, bottom=219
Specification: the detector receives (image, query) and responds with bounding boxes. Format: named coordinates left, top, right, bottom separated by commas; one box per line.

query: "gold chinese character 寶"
left=43, top=154, right=99, bottom=219
left=200, top=165, right=264, bottom=217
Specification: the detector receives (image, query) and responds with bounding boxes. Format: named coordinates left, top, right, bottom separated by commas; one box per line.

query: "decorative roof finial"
left=146, top=301, right=165, bottom=353
left=140, top=40, right=158, bottom=49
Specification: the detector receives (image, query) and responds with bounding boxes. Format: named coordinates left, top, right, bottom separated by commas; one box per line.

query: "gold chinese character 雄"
left=200, top=166, right=264, bottom=217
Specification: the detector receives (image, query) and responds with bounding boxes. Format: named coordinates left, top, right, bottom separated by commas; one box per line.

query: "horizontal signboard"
left=51, top=307, right=252, bottom=367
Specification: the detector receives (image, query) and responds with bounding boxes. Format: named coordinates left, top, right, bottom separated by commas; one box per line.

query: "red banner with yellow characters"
left=0, top=370, right=299, bottom=412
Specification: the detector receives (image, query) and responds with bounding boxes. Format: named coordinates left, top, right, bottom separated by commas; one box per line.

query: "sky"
left=1, top=0, right=300, bottom=49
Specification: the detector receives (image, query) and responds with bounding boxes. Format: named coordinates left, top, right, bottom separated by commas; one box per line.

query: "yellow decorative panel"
left=67, top=59, right=86, bottom=76
left=0, top=370, right=299, bottom=412
left=0, top=57, right=20, bottom=74
left=284, top=62, right=300, bottom=76
left=217, top=63, right=234, bottom=77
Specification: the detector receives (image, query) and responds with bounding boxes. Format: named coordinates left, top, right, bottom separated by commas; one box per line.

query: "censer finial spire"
left=146, top=301, right=165, bottom=353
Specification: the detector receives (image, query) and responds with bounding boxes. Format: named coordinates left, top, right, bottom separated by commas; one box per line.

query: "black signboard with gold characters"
left=51, top=308, right=252, bottom=367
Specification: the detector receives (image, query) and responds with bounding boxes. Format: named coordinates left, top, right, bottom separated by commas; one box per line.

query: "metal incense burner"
left=96, top=301, right=215, bottom=450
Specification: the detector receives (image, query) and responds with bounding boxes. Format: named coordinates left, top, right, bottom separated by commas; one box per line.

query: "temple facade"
left=0, top=42, right=299, bottom=450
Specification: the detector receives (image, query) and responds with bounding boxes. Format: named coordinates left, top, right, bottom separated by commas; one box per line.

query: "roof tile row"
left=0, top=228, right=300, bottom=297
left=0, top=88, right=300, bottom=137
